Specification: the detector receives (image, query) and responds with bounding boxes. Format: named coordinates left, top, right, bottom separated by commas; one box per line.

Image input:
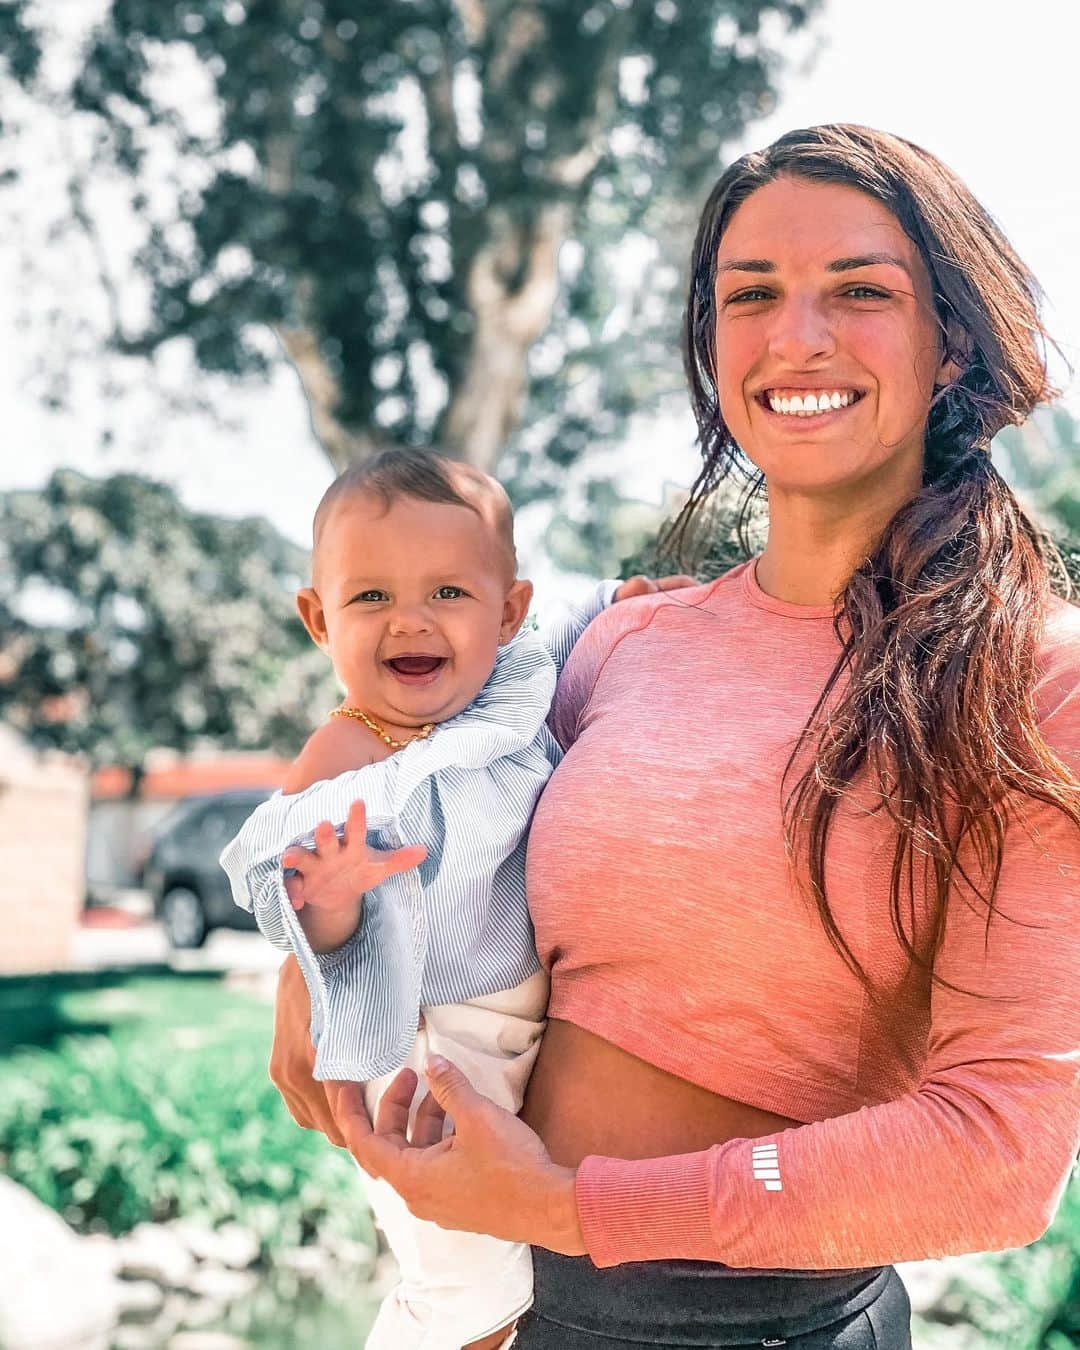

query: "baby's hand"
left=614, top=573, right=697, bottom=601
left=281, top=799, right=427, bottom=914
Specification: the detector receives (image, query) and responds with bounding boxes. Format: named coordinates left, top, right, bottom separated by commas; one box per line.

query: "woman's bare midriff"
left=522, top=1017, right=799, bottom=1167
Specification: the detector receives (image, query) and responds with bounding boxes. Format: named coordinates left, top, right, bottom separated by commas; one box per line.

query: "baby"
left=221, top=448, right=687, bottom=1350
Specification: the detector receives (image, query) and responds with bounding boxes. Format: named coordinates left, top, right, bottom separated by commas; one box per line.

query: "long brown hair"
left=668, top=124, right=1079, bottom=986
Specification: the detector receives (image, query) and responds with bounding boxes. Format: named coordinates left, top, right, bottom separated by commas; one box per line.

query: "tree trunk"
left=275, top=323, right=382, bottom=472
left=440, top=202, right=570, bottom=474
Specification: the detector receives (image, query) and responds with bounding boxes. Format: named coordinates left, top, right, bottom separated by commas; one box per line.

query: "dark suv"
left=142, top=788, right=273, bottom=948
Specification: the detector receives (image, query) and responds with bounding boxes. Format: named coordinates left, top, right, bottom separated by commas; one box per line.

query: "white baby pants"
left=360, top=969, right=548, bottom=1350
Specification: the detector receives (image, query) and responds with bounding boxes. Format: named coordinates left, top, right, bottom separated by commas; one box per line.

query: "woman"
left=269, top=125, right=1080, bottom=1348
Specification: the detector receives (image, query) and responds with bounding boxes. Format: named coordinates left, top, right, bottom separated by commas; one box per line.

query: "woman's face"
left=712, top=176, right=955, bottom=499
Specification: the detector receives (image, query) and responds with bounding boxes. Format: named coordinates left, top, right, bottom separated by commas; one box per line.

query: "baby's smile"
left=383, top=653, right=449, bottom=686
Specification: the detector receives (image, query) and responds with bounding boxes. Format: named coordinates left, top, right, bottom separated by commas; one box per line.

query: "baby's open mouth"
left=384, top=656, right=447, bottom=677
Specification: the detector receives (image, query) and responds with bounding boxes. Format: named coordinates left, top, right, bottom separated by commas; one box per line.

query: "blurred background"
left=1, top=2, right=1077, bottom=1347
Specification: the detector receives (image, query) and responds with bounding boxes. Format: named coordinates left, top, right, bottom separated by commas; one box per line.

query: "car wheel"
left=161, top=886, right=209, bottom=949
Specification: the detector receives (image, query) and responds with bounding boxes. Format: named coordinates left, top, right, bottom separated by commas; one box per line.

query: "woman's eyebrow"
left=826, top=253, right=911, bottom=276
left=715, top=254, right=912, bottom=276
left=716, top=258, right=775, bottom=274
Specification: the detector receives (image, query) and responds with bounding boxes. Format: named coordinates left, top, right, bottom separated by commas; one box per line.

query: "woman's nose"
left=766, top=297, right=835, bottom=366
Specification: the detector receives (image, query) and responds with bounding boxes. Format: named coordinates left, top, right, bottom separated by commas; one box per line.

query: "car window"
left=193, top=806, right=246, bottom=852
left=224, top=800, right=262, bottom=836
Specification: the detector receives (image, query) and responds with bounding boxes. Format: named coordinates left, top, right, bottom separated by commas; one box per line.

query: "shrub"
left=0, top=970, right=374, bottom=1259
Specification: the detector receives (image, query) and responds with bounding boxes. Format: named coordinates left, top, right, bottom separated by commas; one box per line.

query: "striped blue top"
left=220, top=583, right=616, bottom=1081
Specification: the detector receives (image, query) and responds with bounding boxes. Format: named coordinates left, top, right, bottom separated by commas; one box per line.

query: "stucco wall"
left=0, top=730, right=88, bottom=973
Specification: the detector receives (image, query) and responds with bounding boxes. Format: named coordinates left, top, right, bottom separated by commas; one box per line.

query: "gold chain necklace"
left=330, top=705, right=435, bottom=749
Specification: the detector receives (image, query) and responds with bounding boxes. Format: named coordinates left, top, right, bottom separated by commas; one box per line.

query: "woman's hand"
left=614, top=573, right=697, bottom=602
left=330, top=1056, right=588, bottom=1256
left=268, top=955, right=349, bottom=1146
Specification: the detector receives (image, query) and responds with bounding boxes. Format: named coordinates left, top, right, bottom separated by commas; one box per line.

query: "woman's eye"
left=843, top=285, right=890, bottom=300
left=725, top=287, right=773, bottom=305
left=434, top=586, right=466, bottom=600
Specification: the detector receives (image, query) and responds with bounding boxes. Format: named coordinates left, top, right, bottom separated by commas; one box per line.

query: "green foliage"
left=912, top=1178, right=1080, bottom=1350
left=0, top=468, right=337, bottom=768
left=0, top=969, right=373, bottom=1257
left=997, top=405, right=1080, bottom=540
left=3, top=0, right=820, bottom=477
left=0, top=0, right=39, bottom=90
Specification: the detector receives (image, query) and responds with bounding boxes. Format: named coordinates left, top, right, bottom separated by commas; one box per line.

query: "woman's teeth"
left=766, top=390, right=857, bottom=416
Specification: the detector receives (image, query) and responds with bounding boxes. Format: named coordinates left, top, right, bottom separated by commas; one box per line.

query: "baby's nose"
left=388, top=604, right=435, bottom=633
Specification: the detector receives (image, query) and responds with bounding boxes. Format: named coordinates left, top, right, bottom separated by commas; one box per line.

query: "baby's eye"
left=353, top=589, right=388, bottom=604
left=433, top=585, right=466, bottom=600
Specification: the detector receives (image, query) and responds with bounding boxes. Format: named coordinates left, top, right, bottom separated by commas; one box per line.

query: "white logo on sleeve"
left=752, top=1143, right=783, bottom=1192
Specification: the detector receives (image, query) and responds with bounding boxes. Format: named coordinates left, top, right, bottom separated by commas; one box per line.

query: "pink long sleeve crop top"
left=525, top=560, right=1080, bottom=1270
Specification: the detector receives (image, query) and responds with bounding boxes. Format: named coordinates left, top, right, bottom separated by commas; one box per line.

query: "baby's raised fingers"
left=313, top=820, right=339, bottom=855
left=343, top=799, right=367, bottom=844
left=281, top=846, right=310, bottom=872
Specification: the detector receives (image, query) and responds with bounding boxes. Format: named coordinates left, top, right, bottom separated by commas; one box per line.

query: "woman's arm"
left=574, top=676, right=1080, bottom=1270
left=313, top=649, right=1080, bottom=1271
left=319, top=776, right=1078, bottom=1268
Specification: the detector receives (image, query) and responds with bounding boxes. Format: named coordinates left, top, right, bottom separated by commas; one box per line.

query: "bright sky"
left=3, top=0, right=1078, bottom=604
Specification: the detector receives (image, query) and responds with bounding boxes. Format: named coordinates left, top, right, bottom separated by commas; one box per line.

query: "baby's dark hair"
left=312, top=447, right=517, bottom=579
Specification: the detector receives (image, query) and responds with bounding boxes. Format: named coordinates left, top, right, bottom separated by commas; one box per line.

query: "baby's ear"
left=296, top=587, right=329, bottom=649
left=499, top=579, right=534, bottom=643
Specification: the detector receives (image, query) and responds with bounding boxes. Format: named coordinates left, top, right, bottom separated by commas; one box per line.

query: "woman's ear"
left=296, top=588, right=329, bottom=649
left=499, top=579, right=534, bottom=644
left=935, top=317, right=970, bottom=390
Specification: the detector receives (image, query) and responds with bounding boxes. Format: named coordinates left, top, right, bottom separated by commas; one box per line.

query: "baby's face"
left=303, top=492, right=531, bottom=734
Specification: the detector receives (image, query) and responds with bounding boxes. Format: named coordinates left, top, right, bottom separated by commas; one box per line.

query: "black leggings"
left=514, top=1250, right=912, bottom=1348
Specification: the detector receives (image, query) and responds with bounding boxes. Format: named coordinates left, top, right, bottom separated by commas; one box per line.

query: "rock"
left=0, top=1176, right=120, bottom=1350
left=167, top=1291, right=228, bottom=1330
left=371, top=1250, right=400, bottom=1297
left=114, top=1278, right=166, bottom=1320
left=82, top=1230, right=125, bottom=1278
left=169, top=1218, right=259, bottom=1270
left=168, top=1334, right=249, bottom=1350
left=183, top=1264, right=259, bottom=1303
left=323, top=1235, right=376, bottom=1269
left=276, top=1245, right=328, bottom=1280
left=113, top=1325, right=169, bottom=1350
left=116, top=1222, right=196, bottom=1288
left=896, top=1254, right=980, bottom=1317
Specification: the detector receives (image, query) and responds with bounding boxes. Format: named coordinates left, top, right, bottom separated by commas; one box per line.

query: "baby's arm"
left=281, top=721, right=426, bottom=953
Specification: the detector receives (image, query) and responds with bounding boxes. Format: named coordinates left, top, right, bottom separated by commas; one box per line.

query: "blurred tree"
left=996, top=403, right=1080, bottom=540
left=0, top=470, right=336, bottom=773
left=0, top=0, right=818, bottom=489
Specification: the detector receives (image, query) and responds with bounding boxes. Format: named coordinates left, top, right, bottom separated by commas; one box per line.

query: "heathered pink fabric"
left=526, top=560, right=1080, bottom=1270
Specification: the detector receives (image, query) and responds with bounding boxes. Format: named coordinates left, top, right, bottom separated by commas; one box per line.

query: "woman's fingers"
left=655, top=574, right=698, bottom=590
left=614, top=575, right=654, bottom=600
left=422, top=1054, right=492, bottom=1130
left=371, top=1067, right=419, bottom=1145
left=326, top=1080, right=372, bottom=1138
left=411, top=1088, right=449, bottom=1147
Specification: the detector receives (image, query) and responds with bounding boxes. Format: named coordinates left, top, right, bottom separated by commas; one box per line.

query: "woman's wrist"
left=545, top=1164, right=587, bottom=1256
